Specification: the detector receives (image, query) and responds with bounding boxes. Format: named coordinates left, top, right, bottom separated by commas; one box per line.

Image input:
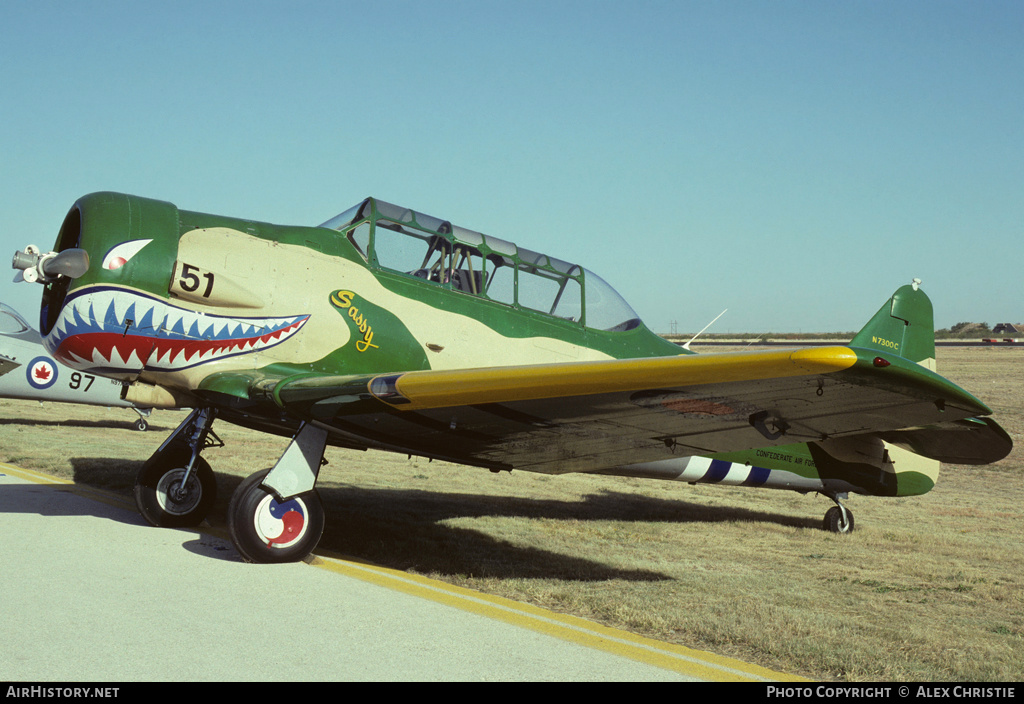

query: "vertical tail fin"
left=850, top=278, right=935, bottom=371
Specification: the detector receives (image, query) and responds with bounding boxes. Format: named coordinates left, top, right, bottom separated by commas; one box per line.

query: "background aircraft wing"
left=197, top=346, right=1002, bottom=473
left=0, top=353, right=19, bottom=378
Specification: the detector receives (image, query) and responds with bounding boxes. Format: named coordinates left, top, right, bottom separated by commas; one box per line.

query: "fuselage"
left=40, top=193, right=683, bottom=396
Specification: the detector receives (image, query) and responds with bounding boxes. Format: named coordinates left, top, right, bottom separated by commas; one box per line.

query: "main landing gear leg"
left=822, top=492, right=855, bottom=534
left=134, top=408, right=220, bottom=527
left=228, top=422, right=328, bottom=564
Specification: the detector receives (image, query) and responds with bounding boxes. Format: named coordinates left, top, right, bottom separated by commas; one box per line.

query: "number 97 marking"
left=69, top=372, right=95, bottom=391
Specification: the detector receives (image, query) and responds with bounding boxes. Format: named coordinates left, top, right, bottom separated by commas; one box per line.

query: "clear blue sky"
left=2, top=0, right=1021, bottom=333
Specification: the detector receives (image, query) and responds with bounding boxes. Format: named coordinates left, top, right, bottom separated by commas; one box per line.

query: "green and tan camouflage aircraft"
left=12, top=193, right=1012, bottom=562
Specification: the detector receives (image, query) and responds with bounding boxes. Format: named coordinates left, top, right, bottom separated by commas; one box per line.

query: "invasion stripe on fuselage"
left=742, top=466, right=772, bottom=487
left=686, top=456, right=772, bottom=487
left=703, top=459, right=733, bottom=483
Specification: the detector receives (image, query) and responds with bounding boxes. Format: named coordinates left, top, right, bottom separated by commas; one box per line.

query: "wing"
left=0, top=352, right=19, bottom=378
left=197, top=346, right=1002, bottom=473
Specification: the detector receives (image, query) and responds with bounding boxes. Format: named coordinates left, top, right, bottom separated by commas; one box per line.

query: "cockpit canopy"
left=320, top=198, right=640, bottom=332
left=0, top=303, right=32, bottom=335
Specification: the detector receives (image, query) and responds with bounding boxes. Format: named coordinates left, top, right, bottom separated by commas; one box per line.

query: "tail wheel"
left=823, top=505, right=855, bottom=534
left=228, top=469, right=325, bottom=564
left=134, top=448, right=216, bottom=527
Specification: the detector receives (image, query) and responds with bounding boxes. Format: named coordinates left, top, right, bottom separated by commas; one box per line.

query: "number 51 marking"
left=173, top=262, right=216, bottom=299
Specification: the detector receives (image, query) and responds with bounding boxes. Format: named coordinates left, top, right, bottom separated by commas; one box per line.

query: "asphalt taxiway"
left=0, top=463, right=802, bottom=682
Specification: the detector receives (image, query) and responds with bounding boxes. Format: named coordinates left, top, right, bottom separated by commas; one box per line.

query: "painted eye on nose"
left=102, top=239, right=153, bottom=270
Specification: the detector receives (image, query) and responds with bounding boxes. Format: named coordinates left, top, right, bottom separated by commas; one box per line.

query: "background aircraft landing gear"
left=227, top=468, right=325, bottom=564
left=132, top=408, right=151, bottom=431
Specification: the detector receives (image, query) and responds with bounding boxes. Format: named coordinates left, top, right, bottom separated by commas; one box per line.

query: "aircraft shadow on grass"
left=313, top=485, right=818, bottom=582
left=0, top=416, right=167, bottom=432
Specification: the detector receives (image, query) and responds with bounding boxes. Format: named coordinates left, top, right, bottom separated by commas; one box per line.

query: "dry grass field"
left=1, top=346, right=1021, bottom=681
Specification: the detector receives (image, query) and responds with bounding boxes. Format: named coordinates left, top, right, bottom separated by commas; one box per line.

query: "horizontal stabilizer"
left=879, top=417, right=1013, bottom=465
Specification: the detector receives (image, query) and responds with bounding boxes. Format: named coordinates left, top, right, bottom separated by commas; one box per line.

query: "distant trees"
left=936, top=322, right=993, bottom=339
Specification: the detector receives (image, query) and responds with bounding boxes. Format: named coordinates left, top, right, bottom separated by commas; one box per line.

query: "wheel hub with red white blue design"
left=253, top=494, right=309, bottom=549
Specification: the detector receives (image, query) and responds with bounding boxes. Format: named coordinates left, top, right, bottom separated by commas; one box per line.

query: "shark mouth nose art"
left=47, top=287, right=309, bottom=373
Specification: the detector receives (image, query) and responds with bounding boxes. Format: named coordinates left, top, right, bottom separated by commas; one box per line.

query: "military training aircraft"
left=0, top=300, right=152, bottom=429
left=11, top=192, right=1012, bottom=563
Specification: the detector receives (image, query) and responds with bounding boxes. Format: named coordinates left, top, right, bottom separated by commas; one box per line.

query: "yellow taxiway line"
left=309, top=548, right=808, bottom=682
left=0, top=462, right=138, bottom=512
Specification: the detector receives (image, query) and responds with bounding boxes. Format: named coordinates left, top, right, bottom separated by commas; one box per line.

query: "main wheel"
left=228, top=469, right=325, bottom=564
left=134, top=447, right=217, bottom=527
left=823, top=506, right=855, bottom=534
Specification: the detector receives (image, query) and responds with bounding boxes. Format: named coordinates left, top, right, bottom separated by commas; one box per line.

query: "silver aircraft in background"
left=0, top=302, right=152, bottom=430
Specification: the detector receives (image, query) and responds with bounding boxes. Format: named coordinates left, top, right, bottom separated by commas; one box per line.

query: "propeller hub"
left=12, top=247, right=90, bottom=283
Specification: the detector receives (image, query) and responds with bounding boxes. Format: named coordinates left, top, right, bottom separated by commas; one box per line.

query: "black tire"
left=134, top=418, right=148, bottom=431
left=134, top=446, right=217, bottom=527
left=228, top=469, right=325, bottom=564
left=823, top=506, right=855, bottom=534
